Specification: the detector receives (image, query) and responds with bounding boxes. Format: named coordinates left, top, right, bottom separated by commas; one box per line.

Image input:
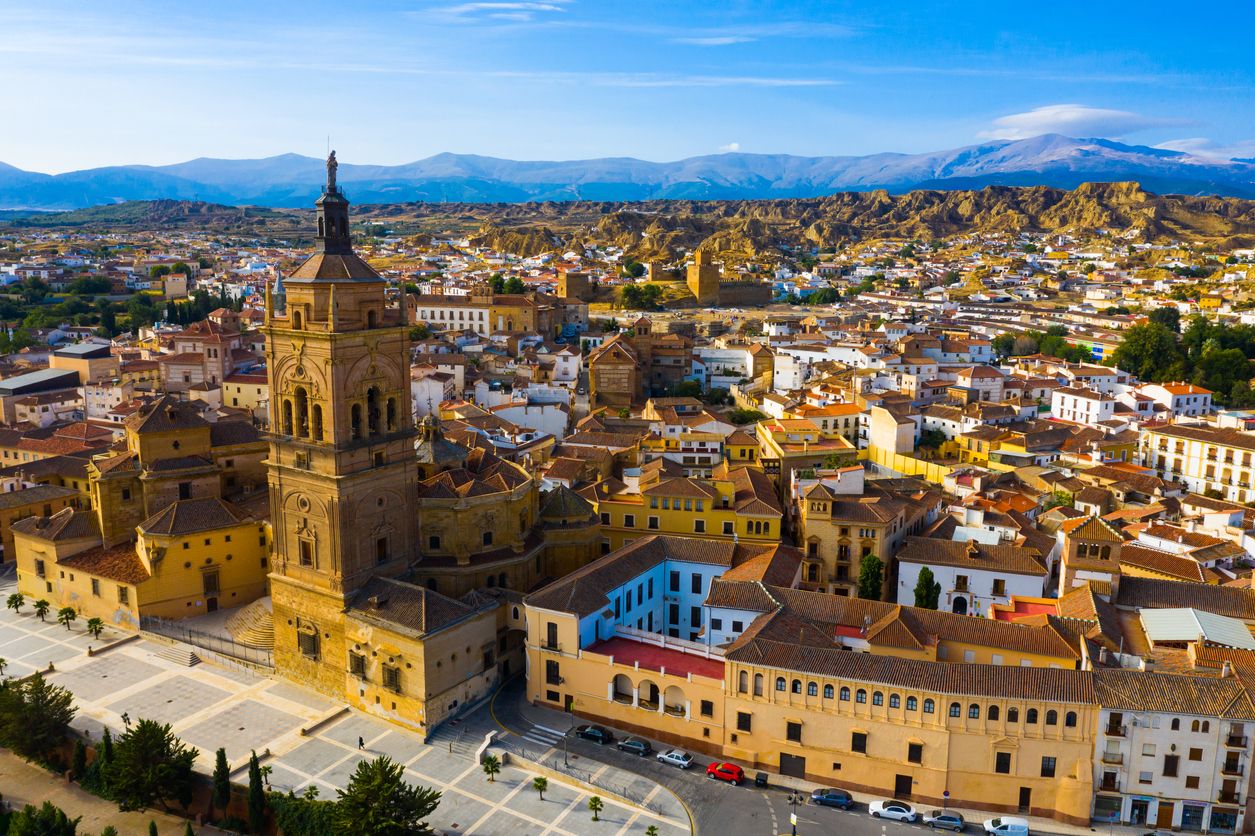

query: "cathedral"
left=264, top=156, right=600, bottom=734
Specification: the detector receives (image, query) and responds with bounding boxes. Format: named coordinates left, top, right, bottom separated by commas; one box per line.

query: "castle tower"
left=266, top=152, right=420, bottom=695
left=687, top=249, right=720, bottom=305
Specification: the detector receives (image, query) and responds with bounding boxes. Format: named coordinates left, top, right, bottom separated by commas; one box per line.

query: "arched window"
left=486, top=575, right=496, bottom=588
left=282, top=399, right=294, bottom=436
left=1045, top=710, right=1058, bottom=726
left=949, top=702, right=961, bottom=718
left=1202, top=721, right=1210, bottom=733
left=311, top=404, right=323, bottom=441
left=872, top=692, right=884, bottom=706
left=775, top=677, right=786, bottom=692
left=1171, top=718, right=1180, bottom=731
left=763, top=522, right=770, bottom=535
left=498, top=573, right=507, bottom=588
left=386, top=397, right=398, bottom=433
left=1007, top=707, right=1019, bottom=723
left=1065, top=712, right=1077, bottom=728
left=367, top=387, right=381, bottom=436
left=791, top=679, right=802, bottom=694
left=318, top=217, right=325, bottom=237
left=367, top=309, right=378, bottom=329
left=351, top=403, right=362, bottom=440
left=1191, top=720, right=1200, bottom=733
left=923, top=699, right=935, bottom=714
left=823, top=684, right=834, bottom=699
left=294, top=386, right=309, bottom=437
left=988, top=705, right=1000, bottom=721
left=968, top=704, right=980, bottom=719
left=1026, top=708, right=1038, bottom=724
left=738, top=671, right=749, bottom=693
left=753, top=674, right=763, bottom=696
left=889, top=694, right=901, bottom=709
left=839, top=687, right=851, bottom=701
left=511, top=606, right=519, bottom=619
left=807, top=682, right=818, bottom=697
left=906, top=696, right=918, bottom=711
left=856, top=689, right=867, bottom=704
left=1099, top=545, right=1111, bottom=559
left=292, top=309, right=304, bottom=330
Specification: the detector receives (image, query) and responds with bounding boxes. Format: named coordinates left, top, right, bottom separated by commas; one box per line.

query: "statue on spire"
left=326, top=150, right=338, bottom=193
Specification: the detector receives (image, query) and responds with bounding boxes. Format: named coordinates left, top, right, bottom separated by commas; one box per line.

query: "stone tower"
left=266, top=154, right=420, bottom=695
left=686, top=250, right=720, bottom=305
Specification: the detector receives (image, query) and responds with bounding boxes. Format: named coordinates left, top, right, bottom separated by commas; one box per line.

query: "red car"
left=705, top=762, right=745, bottom=785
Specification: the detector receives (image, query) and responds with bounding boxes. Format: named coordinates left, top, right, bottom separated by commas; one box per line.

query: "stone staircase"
left=155, top=643, right=200, bottom=667
left=225, top=597, right=274, bottom=649
left=428, top=723, right=474, bottom=758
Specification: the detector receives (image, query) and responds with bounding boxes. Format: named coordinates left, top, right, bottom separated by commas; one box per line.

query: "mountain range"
left=4, top=134, right=1255, bottom=210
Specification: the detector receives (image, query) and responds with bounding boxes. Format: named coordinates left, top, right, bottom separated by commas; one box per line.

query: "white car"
left=984, top=817, right=1029, bottom=835
left=656, top=749, right=694, bottom=769
left=870, top=800, right=918, bottom=822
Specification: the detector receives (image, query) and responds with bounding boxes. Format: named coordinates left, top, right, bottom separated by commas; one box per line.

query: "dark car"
left=616, top=737, right=653, bottom=756
left=574, top=725, right=614, bottom=744
left=811, top=788, right=855, bottom=810
left=924, top=811, right=966, bottom=832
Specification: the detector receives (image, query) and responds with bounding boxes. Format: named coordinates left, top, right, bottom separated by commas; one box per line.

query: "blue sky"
left=2, top=0, right=1254, bottom=172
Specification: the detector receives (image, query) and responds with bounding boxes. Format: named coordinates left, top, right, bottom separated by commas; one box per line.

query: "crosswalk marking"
left=522, top=722, right=566, bottom=748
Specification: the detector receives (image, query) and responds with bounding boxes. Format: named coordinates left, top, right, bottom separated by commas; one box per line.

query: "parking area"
left=1, top=577, right=685, bottom=834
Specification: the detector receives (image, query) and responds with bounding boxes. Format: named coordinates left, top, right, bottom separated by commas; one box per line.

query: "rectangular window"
left=349, top=652, right=366, bottom=678
left=600, top=512, right=610, bottom=525
left=669, top=570, right=680, bottom=592
left=690, top=606, right=701, bottom=625
left=647, top=578, right=653, bottom=597
left=299, top=539, right=314, bottom=567
left=694, top=519, right=705, bottom=533
left=723, top=521, right=734, bottom=534
left=382, top=665, right=402, bottom=693
left=34, top=559, right=45, bottom=578
left=297, top=629, right=319, bottom=659
left=90, top=578, right=100, bottom=597
left=786, top=722, right=802, bottom=743
left=1041, top=756, right=1056, bottom=778
left=1139, top=771, right=1153, bottom=784
left=851, top=732, right=867, bottom=754
left=668, top=603, right=679, bottom=624
left=545, top=622, right=558, bottom=649
left=737, top=712, right=752, bottom=732
left=202, top=571, right=220, bottom=596
left=711, top=618, right=723, bottom=630
left=1185, top=776, right=1199, bottom=789
left=376, top=537, right=389, bottom=564
left=992, top=578, right=1006, bottom=597
left=691, top=573, right=702, bottom=594
left=995, top=752, right=1011, bottom=774
left=623, top=514, right=635, bottom=528
left=117, top=585, right=129, bottom=605
left=700, top=700, right=714, bottom=718
left=648, top=516, right=659, bottom=530
left=428, top=535, right=441, bottom=550
left=1188, top=748, right=1202, bottom=761
left=1163, top=755, right=1179, bottom=778
left=908, top=743, right=923, bottom=764
left=545, top=659, right=561, bottom=685
left=732, top=620, right=743, bottom=632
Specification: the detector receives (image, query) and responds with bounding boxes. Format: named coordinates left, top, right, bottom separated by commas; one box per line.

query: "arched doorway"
left=952, top=596, right=968, bottom=615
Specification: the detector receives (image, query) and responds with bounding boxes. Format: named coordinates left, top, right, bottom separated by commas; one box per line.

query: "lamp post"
left=786, top=789, right=805, bottom=836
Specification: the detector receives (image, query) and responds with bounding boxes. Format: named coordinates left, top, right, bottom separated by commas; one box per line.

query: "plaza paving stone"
left=106, top=673, right=230, bottom=726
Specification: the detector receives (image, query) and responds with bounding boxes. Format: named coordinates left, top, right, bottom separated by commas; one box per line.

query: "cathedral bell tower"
left=265, top=152, right=420, bottom=695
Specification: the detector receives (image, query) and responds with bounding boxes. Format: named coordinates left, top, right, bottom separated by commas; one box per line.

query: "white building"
left=1052, top=386, right=1117, bottom=427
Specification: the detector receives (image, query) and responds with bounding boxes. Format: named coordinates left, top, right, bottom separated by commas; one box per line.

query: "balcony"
left=1226, top=735, right=1248, bottom=748
left=1222, top=763, right=1244, bottom=777
left=1218, top=790, right=1241, bottom=805
left=1099, top=778, right=1121, bottom=793
left=1101, top=752, right=1123, bottom=765
left=1104, top=724, right=1127, bottom=737
left=541, top=641, right=562, bottom=652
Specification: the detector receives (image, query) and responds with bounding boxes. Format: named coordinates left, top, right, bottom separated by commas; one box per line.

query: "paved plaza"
left=0, top=577, right=689, bottom=835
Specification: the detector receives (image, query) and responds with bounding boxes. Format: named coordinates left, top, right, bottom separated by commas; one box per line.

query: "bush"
left=6, top=801, right=81, bottom=836
left=270, top=791, right=337, bottom=836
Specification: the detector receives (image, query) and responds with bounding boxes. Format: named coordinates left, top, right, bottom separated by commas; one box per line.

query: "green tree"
left=248, top=751, right=266, bottom=834
left=408, top=324, right=431, bottom=341
left=6, top=592, right=24, bottom=614
left=269, top=791, right=337, bottom=836
left=212, top=746, right=232, bottom=818
left=334, top=756, right=442, bottom=836
left=184, top=821, right=195, bottom=836
left=85, top=617, right=105, bottom=640
left=532, top=776, right=548, bottom=800
left=489, top=274, right=505, bottom=293
left=72, top=738, right=87, bottom=779
left=6, top=802, right=81, bottom=836
left=57, top=607, right=77, bottom=631
left=481, top=753, right=500, bottom=782
left=101, top=828, right=118, bottom=836
left=148, top=821, right=158, bottom=836
left=622, top=260, right=647, bottom=279
left=588, top=796, right=603, bottom=821
left=727, top=408, right=767, bottom=425
left=913, top=567, right=941, bottom=609
left=149, top=265, right=171, bottom=279
left=1111, top=322, right=1186, bottom=383
left=646, top=826, right=660, bottom=836
left=33, top=599, right=50, bottom=621
left=857, top=554, right=884, bottom=601
left=917, top=428, right=946, bottom=450
left=668, top=380, right=702, bottom=398
left=105, top=718, right=198, bottom=811
left=0, top=673, right=76, bottom=758
left=503, top=277, right=526, bottom=294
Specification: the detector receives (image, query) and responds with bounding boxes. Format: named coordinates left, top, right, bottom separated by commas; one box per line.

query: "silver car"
left=656, top=749, right=694, bottom=769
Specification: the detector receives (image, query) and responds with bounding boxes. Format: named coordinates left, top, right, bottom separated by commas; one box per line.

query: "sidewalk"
left=0, top=749, right=223, bottom=834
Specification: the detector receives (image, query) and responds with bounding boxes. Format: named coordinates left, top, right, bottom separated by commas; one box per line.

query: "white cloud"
left=718, top=142, right=741, bottom=153
left=1154, top=137, right=1255, bottom=161
left=429, top=1, right=570, bottom=23
left=669, top=21, right=854, bottom=46
left=977, top=104, right=1180, bottom=140
left=673, top=36, right=754, bottom=46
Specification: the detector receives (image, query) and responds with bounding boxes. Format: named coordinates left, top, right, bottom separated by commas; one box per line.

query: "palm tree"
left=33, top=599, right=50, bottom=621
left=646, top=827, right=660, bottom=836
left=532, top=776, right=548, bottom=800
left=259, top=764, right=273, bottom=787
left=588, top=796, right=603, bottom=821
left=86, top=617, right=105, bottom=640
left=6, top=592, right=24, bottom=614
left=481, top=754, right=500, bottom=783
left=57, top=607, right=77, bottom=631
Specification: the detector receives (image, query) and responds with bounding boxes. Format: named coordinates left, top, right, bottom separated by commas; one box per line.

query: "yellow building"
left=1141, top=424, right=1255, bottom=504
left=223, top=372, right=269, bottom=417
left=581, top=463, right=782, bottom=554
left=756, top=418, right=858, bottom=490
left=523, top=535, right=1098, bottom=826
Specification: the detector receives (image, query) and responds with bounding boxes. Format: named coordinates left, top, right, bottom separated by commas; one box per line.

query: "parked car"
left=574, top=725, right=613, bottom=744
left=869, top=801, right=918, bottom=822
left=705, top=762, right=745, bottom=785
left=811, top=788, right=855, bottom=809
left=615, top=737, right=652, bottom=756
left=983, top=817, right=1029, bottom=835
left=924, top=810, right=966, bottom=831
left=656, top=749, right=694, bottom=769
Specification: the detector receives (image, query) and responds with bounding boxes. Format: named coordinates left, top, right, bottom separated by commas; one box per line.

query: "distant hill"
left=4, top=135, right=1255, bottom=210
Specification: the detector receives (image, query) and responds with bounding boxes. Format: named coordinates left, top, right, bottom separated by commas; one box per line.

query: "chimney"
left=1223, top=660, right=1234, bottom=679
left=1186, top=519, right=1197, bottom=533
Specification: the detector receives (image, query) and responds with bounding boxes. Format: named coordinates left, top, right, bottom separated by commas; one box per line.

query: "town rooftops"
left=0, top=368, right=80, bottom=397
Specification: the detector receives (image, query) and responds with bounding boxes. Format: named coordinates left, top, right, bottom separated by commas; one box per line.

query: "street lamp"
left=786, top=789, right=805, bottom=836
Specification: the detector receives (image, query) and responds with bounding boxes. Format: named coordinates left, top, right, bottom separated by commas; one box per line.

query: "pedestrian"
left=358, top=736, right=365, bottom=750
